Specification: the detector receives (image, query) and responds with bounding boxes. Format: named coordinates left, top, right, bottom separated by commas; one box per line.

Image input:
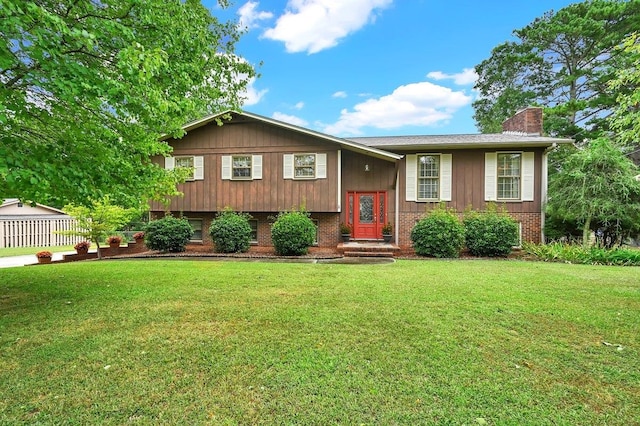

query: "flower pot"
left=383, top=234, right=392, bottom=243
left=109, top=242, right=120, bottom=249
left=341, top=233, right=351, bottom=242
left=76, top=247, right=89, bottom=255
left=37, top=257, right=52, bottom=264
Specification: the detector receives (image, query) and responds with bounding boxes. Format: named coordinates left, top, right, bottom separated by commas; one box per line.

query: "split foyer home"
left=149, top=107, right=573, bottom=250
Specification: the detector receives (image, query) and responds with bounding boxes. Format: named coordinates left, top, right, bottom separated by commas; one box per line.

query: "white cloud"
left=294, top=101, right=304, bottom=110
left=237, top=2, right=274, bottom=29
left=272, top=112, right=309, bottom=127
left=323, top=81, right=472, bottom=135
left=241, top=77, right=268, bottom=106
left=262, top=0, right=393, bottom=54
left=427, top=68, right=478, bottom=86
left=332, top=91, right=348, bottom=98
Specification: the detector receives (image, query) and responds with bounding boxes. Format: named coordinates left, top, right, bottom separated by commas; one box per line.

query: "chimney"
left=502, top=107, right=543, bottom=135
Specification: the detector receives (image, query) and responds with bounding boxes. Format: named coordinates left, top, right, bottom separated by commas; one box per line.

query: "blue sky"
left=207, top=0, right=576, bottom=137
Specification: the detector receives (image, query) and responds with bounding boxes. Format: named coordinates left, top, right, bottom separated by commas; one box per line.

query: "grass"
left=0, top=245, right=75, bottom=258
left=1, top=259, right=638, bottom=424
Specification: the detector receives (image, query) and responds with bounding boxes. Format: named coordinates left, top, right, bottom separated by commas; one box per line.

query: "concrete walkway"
left=0, top=250, right=79, bottom=268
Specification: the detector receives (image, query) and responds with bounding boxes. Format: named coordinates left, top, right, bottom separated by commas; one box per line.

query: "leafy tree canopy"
left=546, top=137, right=640, bottom=246
left=610, top=32, right=640, bottom=157
left=473, top=0, right=640, bottom=141
left=1, top=0, right=254, bottom=208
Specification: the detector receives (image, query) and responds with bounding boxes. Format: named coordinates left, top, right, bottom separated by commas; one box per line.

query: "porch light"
left=364, top=164, right=370, bottom=172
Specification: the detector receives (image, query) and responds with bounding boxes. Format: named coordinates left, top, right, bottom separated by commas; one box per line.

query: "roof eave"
left=367, top=139, right=574, bottom=151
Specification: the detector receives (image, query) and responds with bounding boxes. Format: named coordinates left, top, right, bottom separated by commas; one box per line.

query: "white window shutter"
left=252, top=155, right=262, bottom=180
left=405, top=154, right=417, bottom=201
left=316, top=153, right=327, bottom=179
left=485, top=152, right=497, bottom=201
left=283, top=154, right=294, bottom=179
left=522, top=152, right=535, bottom=201
left=165, top=156, right=175, bottom=170
left=194, top=156, right=204, bottom=180
left=221, top=155, right=231, bottom=180
left=440, top=154, right=452, bottom=201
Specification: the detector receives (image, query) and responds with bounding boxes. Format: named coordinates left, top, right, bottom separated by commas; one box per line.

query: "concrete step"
left=343, top=251, right=395, bottom=258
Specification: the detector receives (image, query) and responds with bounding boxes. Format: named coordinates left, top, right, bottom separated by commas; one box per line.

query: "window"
left=248, top=219, right=258, bottom=243
left=221, top=155, right=262, bottom=180
left=405, top=154, right=452, bottom=202
left=295, top=154, right=316, bottom=178
left=232, top=155, right=252, bottom=179
left=311, top=219, right=319, bottom=245
left=188, top=219, right=203, bottom=241
left=165, top=156, right=204, bottom=181
left=283, top=153, right=327, bottom=179
left=418, top=154, right=440, bottom=200
left=497, top=153, right=521, bottom=200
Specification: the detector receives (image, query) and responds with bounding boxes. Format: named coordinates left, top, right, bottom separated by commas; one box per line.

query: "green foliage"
left=0, top=0, right=254, bottom=207
left=610, top=32, right=640, bottom=150
left=410, top=207, right=465, bottom=258
left=271, top=211, right=316, bottom=256
left=59, top=197, right=138, bottom=259
left=209, top=209, right=252, bottom=253
left=473, top=0, right=640, bottom=139
left=546, top=137, right=640, bottom=246
left=523, top=242, right=640, bottom=266
left=464, top=206, right=519, bottom=257
left=144, top=216, right=193, bottom=253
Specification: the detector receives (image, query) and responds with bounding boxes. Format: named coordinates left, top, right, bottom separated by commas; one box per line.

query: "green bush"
left=523, top=242, right=640, bottom=266
left=410, top=207, right=465, bottom=258
left=464, top=207, right=519, bottom=257
left=144, top=216, right=193, bottom=252
left=271, top=211, right=316, bottom=256
left=209, top=209, right=252, bottom=253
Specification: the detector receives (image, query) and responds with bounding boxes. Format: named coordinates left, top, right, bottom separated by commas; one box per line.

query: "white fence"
left=0, top=217, right=82, bottom=248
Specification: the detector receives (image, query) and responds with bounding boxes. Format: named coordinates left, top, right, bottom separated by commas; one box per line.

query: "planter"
left=341, top=233, right=351, bottom=242
left=134, top=238, right=144, bottom=245
left=37, top=257, right=52, bottom=264
left=109, top=242, right=120, bottom=249
left=383, top=234, right=392, bottom=243
left=76, top=247, right=89, bottom=255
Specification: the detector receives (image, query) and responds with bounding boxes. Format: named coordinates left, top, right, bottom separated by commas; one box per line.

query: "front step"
left=337, top=241, right=400, bottom=258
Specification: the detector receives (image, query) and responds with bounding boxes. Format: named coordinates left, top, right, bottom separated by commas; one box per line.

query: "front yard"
left=1, top=260, right=638, bottom=424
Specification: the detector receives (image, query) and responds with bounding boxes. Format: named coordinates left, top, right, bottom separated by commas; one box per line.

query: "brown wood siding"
left=341, top=151, right=397, bottom=222
left=150, top=121, right=339, bottom=213
left=399, top=148, right=544, bottom=214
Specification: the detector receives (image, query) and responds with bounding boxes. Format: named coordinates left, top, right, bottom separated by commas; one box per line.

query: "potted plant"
left=74, top=241, right=91, bottom=255
left=382, top=222, right=393, bottom=243
left=133, top=231, right=145, bottom=243
left=35, top=250, right=53, bottom=264
left=106, top=235, right=122, bottom=248
left=340, top=222, right=352, bottom=242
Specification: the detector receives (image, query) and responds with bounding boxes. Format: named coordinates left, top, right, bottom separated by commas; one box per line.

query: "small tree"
left=546, top=137, right=640, bottom=247
left=209, top=209, right=252, bottom=253
left=59, top=197, right=138, bottom=259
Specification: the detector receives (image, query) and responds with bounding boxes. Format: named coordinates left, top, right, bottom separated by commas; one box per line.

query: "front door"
left=348, top=191, right=387, bottom=239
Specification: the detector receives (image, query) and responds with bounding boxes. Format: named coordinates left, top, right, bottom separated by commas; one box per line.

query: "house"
left=0, top=199, right=79, bottom=248
left=149, top=107, right=573, bottom=251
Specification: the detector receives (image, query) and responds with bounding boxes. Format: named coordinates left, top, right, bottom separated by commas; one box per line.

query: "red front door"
left=348, top=191, right=387, bottom=239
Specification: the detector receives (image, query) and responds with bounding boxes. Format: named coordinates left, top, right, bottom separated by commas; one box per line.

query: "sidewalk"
left=0, top=251, right=78, bottom=269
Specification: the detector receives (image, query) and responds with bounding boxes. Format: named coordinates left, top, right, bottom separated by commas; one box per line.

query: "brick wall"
left=397, top=211, right=542, bottom=249
left=502, top=107, right=543, bottom=135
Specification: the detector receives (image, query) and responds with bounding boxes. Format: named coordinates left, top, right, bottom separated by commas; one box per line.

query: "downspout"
left=541, top=143, right=556, bottom=243
left=337, top=149, right=342, bottom=212
left=395, top=158, right=401, bottom=245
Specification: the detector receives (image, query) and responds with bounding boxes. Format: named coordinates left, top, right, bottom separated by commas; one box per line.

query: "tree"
left=546, top=138, right=640, bottom=247
left=58, top=197, right=138, bottom=259
left=1, top=0, right=254, bottom=208
left=473, top=0, right=640, bottom=140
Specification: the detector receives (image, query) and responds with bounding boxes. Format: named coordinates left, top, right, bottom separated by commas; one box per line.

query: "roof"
left=1, top=199, right=66, bottom=215
left=348, top=133, right=574, bottom=151
left=166, top=110, right=403, bottom=162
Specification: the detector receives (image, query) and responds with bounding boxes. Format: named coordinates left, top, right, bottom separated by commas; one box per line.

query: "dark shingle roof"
left=348, top=133, right=573, bottom=151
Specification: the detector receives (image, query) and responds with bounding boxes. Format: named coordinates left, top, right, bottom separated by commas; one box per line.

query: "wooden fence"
left=0, top=217, right=82, bottom=248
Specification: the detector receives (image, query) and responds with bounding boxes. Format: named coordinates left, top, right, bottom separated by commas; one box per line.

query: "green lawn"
left=1, top=260, right=638, bottom=424
left=0, top=245, right=75, bottom=257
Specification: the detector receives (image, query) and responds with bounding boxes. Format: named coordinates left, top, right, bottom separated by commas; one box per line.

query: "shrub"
left=271, top=211, right=316, bottom=256
left=144, top=216, right=193, bottom=252
left=133, top=231, right=145, bottom=240
left=106, top=235, right=122, bottom=245
left=209, top=209, right=252, bottom=253
left=410, top=207, right=465, bottom=258
left=523, top=242, right=640, bottom=266
left=464, top=207, right=519, bottom=257
left=74, top=241, right=91, bottom=251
